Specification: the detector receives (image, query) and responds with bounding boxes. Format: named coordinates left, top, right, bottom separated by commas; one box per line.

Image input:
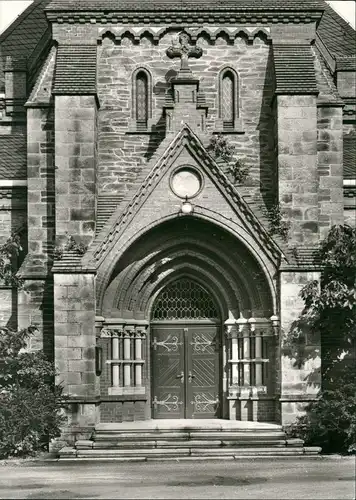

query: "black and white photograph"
left=0, top=1, right=355, bottom=498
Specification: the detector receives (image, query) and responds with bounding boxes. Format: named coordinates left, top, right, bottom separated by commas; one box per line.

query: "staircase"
left=59, top=420, right=321, bottom=461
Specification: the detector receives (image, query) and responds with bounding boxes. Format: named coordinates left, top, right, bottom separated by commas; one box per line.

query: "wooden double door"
left=151, top=323, right=221, bottom=419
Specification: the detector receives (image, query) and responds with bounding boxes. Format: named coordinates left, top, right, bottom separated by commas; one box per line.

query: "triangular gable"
left=82, top=125, right=286, bottom=271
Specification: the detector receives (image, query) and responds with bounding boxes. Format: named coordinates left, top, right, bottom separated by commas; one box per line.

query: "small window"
left=136, top=71, right=148, bottom=129
left=132, top=68, right=152, bottom=131
left=219, top=68, right=239, bottom=131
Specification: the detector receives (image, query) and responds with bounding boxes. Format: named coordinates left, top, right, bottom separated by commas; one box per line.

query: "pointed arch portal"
left=99, top=217, right=278, bottom=422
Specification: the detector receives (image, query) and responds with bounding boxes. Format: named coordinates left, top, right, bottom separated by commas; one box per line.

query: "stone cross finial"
left=166, top=32, right=203, bottom=72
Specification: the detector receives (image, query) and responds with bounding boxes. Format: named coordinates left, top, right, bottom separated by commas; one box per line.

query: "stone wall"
left=27, top=107, right=55, bottom=255
left=54, top=96, right=97, bottom=246
left=279, top=271, right=321, bottom=426
left=18, top=279, right=53, bottom=354
left=0, top=193, right=27, bottom=330
left=277, top=95, right=319, bottom=245
left=317, top=105, right=344, bottom=239
left=97, top=33, right=275, bottom=198
left=54, top=273, right=98, bottom=398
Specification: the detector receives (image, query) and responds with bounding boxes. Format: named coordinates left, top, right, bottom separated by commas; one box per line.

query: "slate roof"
left=344, top=136, right=356, bottom=180
left=46, top=0, right=325, bottom=12
left=53, top=45, right=97, bottom=94
left=336, top=57, right=356, bottom=72
left=0, top=0, right=52, bottom=92
left=273, top=45, right=319, bottom=95
left=0, top=135, right=27, bottom=179
left=318, top=4, right=356, bottom=58
left=96, top=194, right=125, bottom=234
left=0, top=1, right=354, bottom=94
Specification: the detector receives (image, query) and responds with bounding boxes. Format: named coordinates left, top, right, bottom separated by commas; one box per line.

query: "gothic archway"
left=98, top=217, right=278, bottom=422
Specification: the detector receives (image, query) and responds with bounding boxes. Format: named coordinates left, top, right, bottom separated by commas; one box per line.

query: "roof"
left=46, top=0, right=325, bottom=11
left=344, top=135, right=356, bottom=180
left=318, top=4, right=356, bottom=59
left=0, top=1, right=354, bottom=95
left=53, top=45, right=97, bottom=94
left=273, top=45, right=319, bottom=95
left=0, top=0, right=52, bottom=92
left=336, top=56, right=356, bottom=72
left=0, top=135, right=27, bottom=179
left=96, top=194, right=125, bottom=234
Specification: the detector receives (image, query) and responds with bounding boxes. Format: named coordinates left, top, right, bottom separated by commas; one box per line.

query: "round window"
left=171, top=167, right=202, bottom=199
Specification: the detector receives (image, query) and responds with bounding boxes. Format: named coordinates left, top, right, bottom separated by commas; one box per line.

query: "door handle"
left=188, top=370, right=195, bottom=383
left=176, top=371, right=184, bottom=383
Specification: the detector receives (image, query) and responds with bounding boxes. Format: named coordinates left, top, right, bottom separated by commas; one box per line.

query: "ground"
left=0, top=457, right=354, bottom=499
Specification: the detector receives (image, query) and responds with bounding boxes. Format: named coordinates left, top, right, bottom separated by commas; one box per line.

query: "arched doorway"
left=98, top=218, right=278, bottom=423
left=150, top=277, right=222, bottom=419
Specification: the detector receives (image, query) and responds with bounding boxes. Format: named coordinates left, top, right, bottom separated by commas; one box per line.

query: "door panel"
left=151, top=323, right=220, bottom=419
left=151, top=326, right=184, bottom=418
left=187, top=325, right=220, bottom=418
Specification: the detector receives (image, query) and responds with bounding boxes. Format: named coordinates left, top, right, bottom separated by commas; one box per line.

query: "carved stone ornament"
left=166, top=32, right=203, bottom=70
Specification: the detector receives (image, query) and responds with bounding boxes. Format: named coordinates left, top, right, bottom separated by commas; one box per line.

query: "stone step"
left=94, top=431, right=286, bottom=440
left=91, top=439, right=288, bottom=449
left=77, top=448, right=191, bottom=458
left=95, top=424, right=283, bottom=433
left=94, top=431, right=191, bottom=440
left=189, top=448, right=305, bottom=456
left=64, top=447, right=309, bottom=460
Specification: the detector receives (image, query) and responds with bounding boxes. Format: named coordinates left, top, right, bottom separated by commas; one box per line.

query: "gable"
left=79, top=126, right=285, bottom=274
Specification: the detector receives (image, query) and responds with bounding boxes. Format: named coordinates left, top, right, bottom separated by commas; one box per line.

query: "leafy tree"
left=0, top=235, right=65, bottom=458
left=287, top=225, right=356, bottom=453
left=0, top=233, right=23, bottom=287
left=0, top=326, right=66, bottom=458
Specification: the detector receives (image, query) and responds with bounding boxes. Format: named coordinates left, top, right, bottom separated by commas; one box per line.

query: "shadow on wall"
left=257, top=47, right=277, bottom=211
left=143, top=69, right=178, bottom=162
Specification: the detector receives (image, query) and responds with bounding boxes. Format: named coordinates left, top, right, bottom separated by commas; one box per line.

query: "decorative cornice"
left=98, top=26, right=272, bottom=44
left=46, top=12, right=322, bottom=26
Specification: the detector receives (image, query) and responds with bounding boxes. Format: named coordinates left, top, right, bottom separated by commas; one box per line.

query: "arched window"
left=219, top=68, right=239, bottom=131
left=132, top=68, right=152, bottom=131
left=136, top=71, right=148, bottom=128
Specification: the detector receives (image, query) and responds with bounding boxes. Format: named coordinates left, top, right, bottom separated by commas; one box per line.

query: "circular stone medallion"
left=171, top=167, right=202, bottom=199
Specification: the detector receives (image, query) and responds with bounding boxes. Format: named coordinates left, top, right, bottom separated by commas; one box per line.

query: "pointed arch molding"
left=82, top=126, right=283, bottom=316
left=99, top=26, right=271, bottom=45
left=84, top=127, right=284, bottom=270
left=100, top=223, right=275, bottom=321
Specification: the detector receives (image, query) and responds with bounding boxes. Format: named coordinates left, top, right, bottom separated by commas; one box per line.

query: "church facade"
left=0, top=0, right=355, bottom=444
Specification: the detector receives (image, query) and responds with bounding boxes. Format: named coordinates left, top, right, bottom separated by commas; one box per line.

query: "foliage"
left=207, top=134, right=249, bottom=185
left=0, top=326, right=66, bottom=458
left=264, top=203, right=291, bottom=242
left=287, top=363, right=356, bottom=454
left=208, top=134, right=235, bottom=163
left=0, top=233, right=24, bottom=288
left=228, top=159, right=250, bottom=185
left=54, top=234, right=88, bottom=260
left=286, top=225, right=356, bottom=454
